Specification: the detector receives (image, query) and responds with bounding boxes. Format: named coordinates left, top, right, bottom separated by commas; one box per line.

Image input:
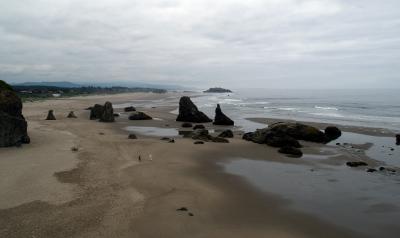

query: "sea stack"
left=396, top=134, right=400, bottom=145
left=0, top=80, right=30, bottom=147
left=99, top=101, right=115, bottom=122
left=46, top=110, right=56, bottom=120
left=176, top=96, right=212, bottom=123
left=67, top=111, right=77, bottom=118
left=213, top=104, right=234, bottom=125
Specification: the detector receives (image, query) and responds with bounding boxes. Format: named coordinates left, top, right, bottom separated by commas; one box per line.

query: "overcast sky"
left=0, top=0, right=399, bottom=89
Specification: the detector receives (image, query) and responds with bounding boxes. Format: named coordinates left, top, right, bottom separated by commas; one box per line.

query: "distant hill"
left=203, top=87, right=232, bottom=93
left=14, top=81, right=82, bottom=88
left=13, top=81, right=185, bottom=90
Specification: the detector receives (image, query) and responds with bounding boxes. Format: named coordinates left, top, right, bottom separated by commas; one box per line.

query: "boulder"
left=396, top=134, right=400, bottom=145
left=128, top=134, right=137, bottom=139
left=0, top=80, right=30, bottom=147
left=193, top=124, right=205, bottom=130
left=124, top=106, right=136, bottom=112
left=191, top=129, right=211, bottom=141
left=268, top=122, right=327, bottom=143
left=46, top=110, right=56, bottom=120
left=278, top=146, right=303, bottom=158
left=99, top=102, right=115, bottom=122
left=213, top=104, right=234, bottom=125
left=194, top=141, right=205, bottom=145
left=246, top=127, right=302, bottom=148
left=90, top=104, right=104, bottom=120
left=181, top=122, right=193, bottom=128
left=67, top=111, right=77, bottom=118
left=113, top=113, right=120, bottom=117
left=129, top=111, right=152, bottom=120
left=176, top=96, right=212, bottom=123
left=346, top=161, right=368, bottom=167
left=218, top=129, right=234, bottom=138
left=242, top=132, right=255, bottom=141
left=325, top=126, right=342, bottom=142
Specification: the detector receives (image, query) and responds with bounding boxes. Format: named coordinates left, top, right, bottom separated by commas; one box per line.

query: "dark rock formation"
left=46, top=110, right=56, bottom=120
left=396, top=134, right=400, bottom=145
left=128, top=134, right=137, bottom=139
left=366, top=168, right=377, bottom=173
left=203, top=87, right=232, bottom=93
left=268, top=122, right=326, bottom=143
left=346, top=161, right=368, bottom=167
left=213, top=104, right=234, bottom=126
left=191, top=129, right=211, bottom=141
left=176, top=96, right=212, bottom=123
left=99, top=102, right=115, bottom=122
left=181, top=122, right=193, bottom=128
left=113, top=113, right=120, bottom=117
left=90, top=104, right=104, bottom=120
left=245, top=127, right=301, bottom=148
left=0, top=80, right=30, bottom=147
left=67, top=111, right=77, bottom=118
left=124, top=106, right=136, bottom=112
left=193, top=124, right=205, bottom=130
left=129, top=111, right=152, bottom=120
left=211, top=137, right=229, bottom=143
left=218, top=129, right=234, bottom=138
left=194, top=141, right=204, bottom=145
left=325, top=126, right=342, bottom=142
left=278, top=146, right=303, bottom=158
left=242, top=132, right=254, bottom=141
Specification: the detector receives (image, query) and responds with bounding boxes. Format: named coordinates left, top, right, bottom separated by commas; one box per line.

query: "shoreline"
left=0, top=92, right=398, bottom=237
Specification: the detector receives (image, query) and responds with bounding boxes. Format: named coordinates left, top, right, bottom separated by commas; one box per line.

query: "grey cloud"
left=0, top=0, right=399, bottom=88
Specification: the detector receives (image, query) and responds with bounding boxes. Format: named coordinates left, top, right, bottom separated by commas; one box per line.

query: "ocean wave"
left=314, top=106, right=339, bottom=111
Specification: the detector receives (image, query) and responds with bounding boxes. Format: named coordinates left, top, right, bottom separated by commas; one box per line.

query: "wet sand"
left=0, top=93, right=397, bottom=238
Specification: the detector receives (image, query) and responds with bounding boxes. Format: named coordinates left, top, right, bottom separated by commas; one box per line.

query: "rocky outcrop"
left=278, top=146, right=303, bottom=157
left=244, top=127, right=301, bottom=148
left=129, top=111, right=152, bottom=120
left=325, top=126, right=342, bottom=142
left=396, top=134, right=400, bottom=145
left=99, top=102, right=115, bottom=122
left=193, top=125, right=205, bottom=130
left=0, top=80, right=30, bottom=147
left=176, top=96, right=212, bottom=123
left=268, top=122, right=327, bottom=143
left=124, top=106, right=136, bottom=112
left=128, top=133, right=137, bottom=139
left=67, top=111, right=77, bottom=118
left=346, top=161, right=368, bottom=167
left=191, top=129, right=212, bottom=141
left=181, top=122, right=193, bottom=128
left=213, top=104, right=234, bottom=126
left=203, top=87, right=232, bottom=93
left=46, top=110, right=56, bottom=120
left=90, top=104, right=104, bottom=120
left=218, top=129, right=234, bottom=138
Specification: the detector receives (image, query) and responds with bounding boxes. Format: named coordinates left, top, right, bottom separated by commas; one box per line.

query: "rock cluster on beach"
left=89, top=102, right=115, bottom=122
left=176, top=96, right=212, bottom=123
left=0, top=80, right=30, bottom=147
left=243, top=122, right=342, bottom=157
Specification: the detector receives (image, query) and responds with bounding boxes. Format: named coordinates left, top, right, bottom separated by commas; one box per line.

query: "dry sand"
left=0, top=93, right=367, bottom=238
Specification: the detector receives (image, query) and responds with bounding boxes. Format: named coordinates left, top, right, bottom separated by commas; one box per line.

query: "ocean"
left=192, top=88, right=400, bottom=132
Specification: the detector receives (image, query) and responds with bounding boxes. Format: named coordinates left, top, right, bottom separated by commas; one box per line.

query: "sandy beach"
left=0, top=92, right=398, bottom=238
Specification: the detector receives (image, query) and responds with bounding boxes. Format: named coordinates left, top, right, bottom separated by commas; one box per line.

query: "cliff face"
left=0, top=80, right=30, bottom=147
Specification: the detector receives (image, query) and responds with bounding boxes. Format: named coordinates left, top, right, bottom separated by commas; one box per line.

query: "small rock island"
left=203, top=87, right=232, bottom=93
